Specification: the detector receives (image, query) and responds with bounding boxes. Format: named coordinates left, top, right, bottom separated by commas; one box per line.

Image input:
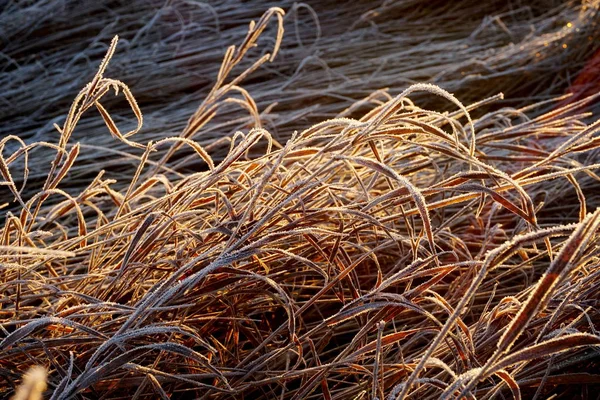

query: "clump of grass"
left=1, top=6, right=600, bottom=400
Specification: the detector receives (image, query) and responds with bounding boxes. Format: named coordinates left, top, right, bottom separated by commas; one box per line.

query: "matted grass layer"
left=1, top=5, right=600, bottom=400
left=2, top=0, right=599, bottom=191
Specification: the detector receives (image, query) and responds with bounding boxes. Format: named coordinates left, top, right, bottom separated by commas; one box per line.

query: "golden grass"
left=1, top=5, right=600, bottom=400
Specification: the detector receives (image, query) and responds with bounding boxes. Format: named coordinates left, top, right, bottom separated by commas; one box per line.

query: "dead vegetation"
left=1, top=2, right=600, bottom=400
left=2, top=0, right=599, bottom=187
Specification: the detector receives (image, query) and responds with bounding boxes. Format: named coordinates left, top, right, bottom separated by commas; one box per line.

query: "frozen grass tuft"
left=1, top=4, right=600, bottom=400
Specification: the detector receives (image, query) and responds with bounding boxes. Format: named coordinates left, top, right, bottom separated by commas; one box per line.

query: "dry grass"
left=1, top=3, right=600, bottom=400
left=1, top=0, right=599, bottom=189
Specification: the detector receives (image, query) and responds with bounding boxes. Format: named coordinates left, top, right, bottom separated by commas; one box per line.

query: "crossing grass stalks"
left=2, top=4, right=600, bottom=400
left=1, top=0, right=599, bottom=194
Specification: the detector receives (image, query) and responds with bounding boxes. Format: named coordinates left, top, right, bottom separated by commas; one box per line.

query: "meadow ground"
left=1, top=2, right=600, bottom=399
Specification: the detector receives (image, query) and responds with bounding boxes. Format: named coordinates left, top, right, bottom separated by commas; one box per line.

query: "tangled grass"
left=2, top=0, right=599, bottom=188
left=1, top=4, right=600, bottom=400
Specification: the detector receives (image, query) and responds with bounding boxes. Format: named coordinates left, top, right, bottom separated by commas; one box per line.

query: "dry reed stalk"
left=0, top=4, right=600, bottom=400
left=10, top=366, right=47, bottom=400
